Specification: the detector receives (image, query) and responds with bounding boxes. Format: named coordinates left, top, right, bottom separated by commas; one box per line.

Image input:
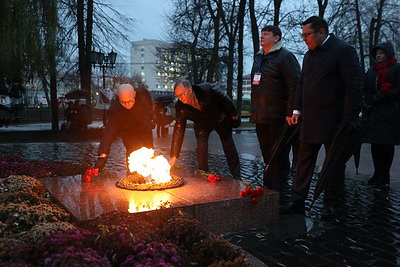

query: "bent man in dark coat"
left=169, top=79, right=241, bottom=179
left=282, top=16, right=363, bottom=218
left=95, top=84, right=154, bottom=172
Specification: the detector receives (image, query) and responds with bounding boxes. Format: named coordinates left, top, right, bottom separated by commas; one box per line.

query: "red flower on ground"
left=240, top=186, right=264, bottom=204
left=84, top=168, right=99, bottom=182
left=250, top=198, right=259, bottom=205
left=84, top=175, right=91, bottom=182
left=85, top=169, right=99, bottom=176
left=207, top=174, right=222, bottom=183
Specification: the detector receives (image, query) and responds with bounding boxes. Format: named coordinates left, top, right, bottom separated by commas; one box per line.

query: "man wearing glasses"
left=95, top=83, right=154, bottom=172
left=169, top=79, right=241, bottom=179
left=281, top=16, right=363, bottom=218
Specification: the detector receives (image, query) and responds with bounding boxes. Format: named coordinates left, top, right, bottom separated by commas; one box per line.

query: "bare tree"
left=273, top=0, right=283, bottom=25
left=317, top=0, right=329, bottom=18
left=236, top=0, right=247, bottom=118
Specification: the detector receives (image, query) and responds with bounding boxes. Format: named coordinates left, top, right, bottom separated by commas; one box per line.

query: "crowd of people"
left=93, top=15, right=399, bottom=220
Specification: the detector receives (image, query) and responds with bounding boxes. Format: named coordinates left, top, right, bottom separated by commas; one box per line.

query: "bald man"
left=95, top=84, right=154, bottom=172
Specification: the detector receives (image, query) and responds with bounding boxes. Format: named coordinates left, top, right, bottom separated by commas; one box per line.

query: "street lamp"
left=91, top=50, right=117, bottom=127
left=90, top=50, right=117, bottom=88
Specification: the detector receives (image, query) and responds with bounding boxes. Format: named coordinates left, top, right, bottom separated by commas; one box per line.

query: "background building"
left=130, top=39, right=182, bottom=93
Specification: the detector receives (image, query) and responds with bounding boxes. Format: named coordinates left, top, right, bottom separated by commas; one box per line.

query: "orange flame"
left=128, top=147, right=172, bottom=184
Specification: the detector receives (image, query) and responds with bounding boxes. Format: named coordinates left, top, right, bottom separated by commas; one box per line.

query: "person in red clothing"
left=95, top=84, right=154, bottom=172
left=364, top=42, right=400, bottom=187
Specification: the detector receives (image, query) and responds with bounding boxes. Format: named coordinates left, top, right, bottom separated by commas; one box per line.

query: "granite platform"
left=39, top=167, right=279, bottom=234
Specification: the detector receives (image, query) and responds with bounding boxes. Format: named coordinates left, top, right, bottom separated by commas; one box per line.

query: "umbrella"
left=264, top=123, right=300, bottom=174
left=311, top=118, right=370, bottom=205
left=353, top=146, right=361, bottom=174
left=65, top=89, right=90, bottom=99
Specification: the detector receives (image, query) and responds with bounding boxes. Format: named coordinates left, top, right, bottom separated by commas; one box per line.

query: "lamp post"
left=90, top=50, right=117, bottom=89
left=90, top=50, right=117, bottom=127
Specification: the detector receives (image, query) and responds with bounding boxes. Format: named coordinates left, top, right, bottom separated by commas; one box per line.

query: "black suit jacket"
left=98, top=88, right=154, bottom=156
left=170, top=83, right=238, bottom=158
left=294, top=34, right=363, bottom=144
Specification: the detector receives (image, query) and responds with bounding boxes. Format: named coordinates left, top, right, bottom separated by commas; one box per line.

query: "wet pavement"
left=1, top=122, right=400, bottom=266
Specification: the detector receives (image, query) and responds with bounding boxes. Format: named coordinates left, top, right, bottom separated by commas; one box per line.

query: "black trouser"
left=291, top=142, right=345, bottom=207
left=371, top=144, right=394, bottom=183
left=195, top=123, right=240, bottom=179
left=256, top=123, right=291, bottom=191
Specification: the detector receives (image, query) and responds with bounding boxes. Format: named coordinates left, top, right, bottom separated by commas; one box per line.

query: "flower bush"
left=33, top=228, right=100, bottom=264
left=190, top=238, right=250, bottom=266
left=0, top=202, right=70, bottom=234
left=22, top=221, right=75, bottom=244
left=42, top=246, right=111, bottom=267
left=122, top=241, right=184, bottom=267
left=0, top=154, right=91, bottom=178
left=0, top=175, right=48, bottom=205
left=156, top=217, right=211, bottom=253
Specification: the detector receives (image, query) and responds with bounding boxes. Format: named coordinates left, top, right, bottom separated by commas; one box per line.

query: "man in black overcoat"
left=169, top=79, right=241, bottom=179
left=281, top=16, right=363, bottom=218
left=95, top=84, right=154, bottom=172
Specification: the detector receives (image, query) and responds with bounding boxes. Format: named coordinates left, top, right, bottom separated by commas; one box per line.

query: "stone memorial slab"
left=39, top=167, right=279, bottom=234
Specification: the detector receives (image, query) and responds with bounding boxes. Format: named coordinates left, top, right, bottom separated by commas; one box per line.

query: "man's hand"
left=95, top=155, right=108, bottom=172
left=291, top=114, right=300, bottom=125
left=169, top=156, right=177, bottom=167
left=286, top=116, right=292, bottom=126
left=232, top=116, right=241, bottom=128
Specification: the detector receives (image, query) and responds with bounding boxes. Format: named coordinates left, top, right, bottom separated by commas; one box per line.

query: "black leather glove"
left=94, top=156, right=108, bottom=172
left=232, top=117, right=241, bottom=128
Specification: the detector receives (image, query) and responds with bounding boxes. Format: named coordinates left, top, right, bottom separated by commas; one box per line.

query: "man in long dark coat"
left=250, top=25, right=300, bottom=192
left=169, top=79, right=241, bottom=179
left=281, top=16, right=363, bottom=218
left=95, top=84, right=154, bottom=172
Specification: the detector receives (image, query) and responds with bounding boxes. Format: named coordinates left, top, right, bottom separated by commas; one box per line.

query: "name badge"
left=252, top=73, right=261, bottom=85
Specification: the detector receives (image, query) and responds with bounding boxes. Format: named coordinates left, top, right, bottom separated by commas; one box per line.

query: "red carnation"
left=255, top=187, right=265, bottom=196
left=250, top=198, right=259, bottom=204
left=84, top=175, right=91, bottom=183
left=85, top=168, right=99, bottom=176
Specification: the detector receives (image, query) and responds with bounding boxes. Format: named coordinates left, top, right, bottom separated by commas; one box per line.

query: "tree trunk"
left=354, top=0, right=365, bottom=73
left=249, top=0, right=259, bottom=59
left=77, top=0, right=93, bottom=103
left=236, top=0, right=246, bottom=119
left=206, top=0, right=222, bottom=82
left=317, top=0, right=328, bottom=18
left=273, top=0, right=282, bottom=26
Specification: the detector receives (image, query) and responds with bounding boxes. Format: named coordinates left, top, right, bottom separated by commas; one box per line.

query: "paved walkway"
left=1, top=121, right=399, bottom=265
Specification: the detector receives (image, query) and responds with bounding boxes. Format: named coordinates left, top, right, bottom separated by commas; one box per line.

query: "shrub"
left=0, top=154, right=91, bottom=178
left=41, top=246, right=111, bottom=267
left=0, top=202, right=70, bottom=233
left=22, top=221, right=75, bottom=244
left=156, top=217, right=211, bottom=253
left=34, top=228, right=99, bottom=264
left=0, top=175, right=49, bottom=205
left=190, top=238, right=248, bottom=266
left=122, top=241, right=185, bottom=267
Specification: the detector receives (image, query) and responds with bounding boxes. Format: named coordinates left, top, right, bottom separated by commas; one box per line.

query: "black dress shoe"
left=321, top=206, right=337, bottom=220
left=280, top=200, right=305, bottom=214
left=367, top=175, right=378, bottom=185
left=373, top=177, right=390, bottom=187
